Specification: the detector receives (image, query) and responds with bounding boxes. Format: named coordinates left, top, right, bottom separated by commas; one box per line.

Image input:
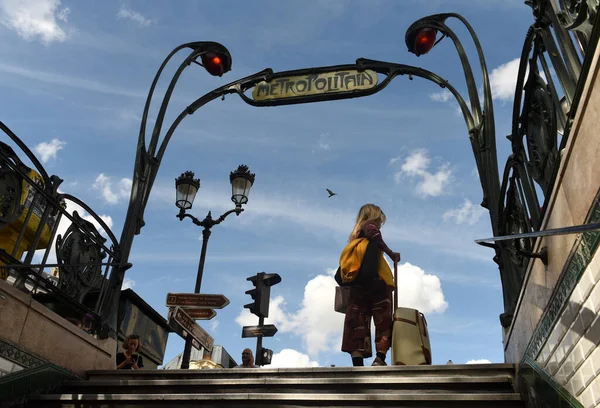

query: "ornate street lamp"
left=175, top=171, right=200, bottom=210
left=175, top=165, right=255, bottom=369
left=100, top=41, right=234, bottom=341
left=230, top=164, right=255, bottom=207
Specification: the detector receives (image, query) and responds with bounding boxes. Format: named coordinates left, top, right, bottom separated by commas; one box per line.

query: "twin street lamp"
left=174, top=164, right=255, bottom=369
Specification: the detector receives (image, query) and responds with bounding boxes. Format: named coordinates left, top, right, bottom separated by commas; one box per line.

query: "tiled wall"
left=536, top=249, right=600, bottom=407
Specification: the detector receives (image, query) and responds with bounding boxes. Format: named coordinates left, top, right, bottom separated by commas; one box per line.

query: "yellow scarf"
left=339, top=238, right=394, bottom=287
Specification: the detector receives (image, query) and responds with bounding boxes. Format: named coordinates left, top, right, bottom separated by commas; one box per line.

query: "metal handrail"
left=475, top=222, right=600, bottom=244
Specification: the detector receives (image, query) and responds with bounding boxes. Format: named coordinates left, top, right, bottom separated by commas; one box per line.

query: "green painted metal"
left=0, top=362, right=80, bottom=408
left=518, top=357, right=584, bottom=408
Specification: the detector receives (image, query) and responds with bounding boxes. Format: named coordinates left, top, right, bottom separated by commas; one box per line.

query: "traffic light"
left=199, top=44, right=232, bottom=77
left=256, top=348, right=273, bottom=366
left=244, top=272, right=281, bottom=318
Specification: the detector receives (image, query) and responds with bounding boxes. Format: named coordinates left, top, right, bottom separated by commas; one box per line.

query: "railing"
left=0, top=121, right=122, bottom=338
left=495, top=0, right=598, bottom=297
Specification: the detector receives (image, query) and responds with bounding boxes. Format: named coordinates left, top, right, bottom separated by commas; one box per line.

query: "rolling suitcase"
left=391, top=260, right=432, bottom=365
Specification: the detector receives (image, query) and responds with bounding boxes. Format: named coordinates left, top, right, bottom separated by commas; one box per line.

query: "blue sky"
left=0, top=0, right=536, bottom=367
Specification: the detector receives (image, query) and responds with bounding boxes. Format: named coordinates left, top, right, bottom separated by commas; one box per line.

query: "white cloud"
left=392, top=149, right=452, bottom=197
left=235, top=268, right=344, bottom=359
left=117, top=6, right=153, bottom=27
left=395, top=262, right=448, bottom=314
left=489, top=58, right=520, bottom=102
left=443, top=199, right=486, bottom=226
left=236, top=264, right=446, bottom=359
left=429, top=89, right=452, bottom=102
left=0, top=0, right=69, bottom=43
left=34, top=138, right=66, bottom=163
left=92, top=174, right=132, bottom=205
left=466, top=359, right=492, bottom=364
left=56, top=6, right=68, bottom=22
left=235, top=295, right=297, bottom=332
left=269, top=349, right=320, bottom=368
left=312, top=132, right=331, bottom=153
left=122, top=277, right=135, bottom=290
left=148, top=181, right=493, bottom=263
left=208, top=320, right=219, bottom=332
left=0, top=63, right=146, bottom=98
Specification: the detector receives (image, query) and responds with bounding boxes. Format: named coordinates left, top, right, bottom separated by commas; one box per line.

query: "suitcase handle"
left=393, top=260, right=398, bottom=312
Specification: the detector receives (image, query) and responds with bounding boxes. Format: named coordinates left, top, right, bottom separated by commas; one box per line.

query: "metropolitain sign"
left=251, top=69, right=378, bottom=102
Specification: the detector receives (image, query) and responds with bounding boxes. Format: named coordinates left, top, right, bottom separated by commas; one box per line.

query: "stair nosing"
left=33, top=392, right=523, bottom=401
left=63, top=375, right=514, bottom=387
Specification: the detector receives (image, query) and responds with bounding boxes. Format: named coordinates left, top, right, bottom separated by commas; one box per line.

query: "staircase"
left=26, top=363, right=525, bottom=407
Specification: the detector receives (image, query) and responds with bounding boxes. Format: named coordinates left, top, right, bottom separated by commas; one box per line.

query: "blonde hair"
left=349, top=204, right=386, bottom=241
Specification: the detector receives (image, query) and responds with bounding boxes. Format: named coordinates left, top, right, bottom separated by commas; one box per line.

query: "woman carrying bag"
left=337, top=204, right=400, bottom=367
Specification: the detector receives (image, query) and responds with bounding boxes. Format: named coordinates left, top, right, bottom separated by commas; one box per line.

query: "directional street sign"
left=166, top=293, right=230, bottom=309
left=169, top=307, right=214, bottom=352
left=167, top=312, right=200, bottom=349
left=180, top=308, right=216, bottom=320
left=241, top=324, right=278, bottom=338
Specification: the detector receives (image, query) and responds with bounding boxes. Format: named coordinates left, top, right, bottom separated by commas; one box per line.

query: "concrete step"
left=86, top=363, right=516, bottom=381
left=60, top=375, right=515, bottom=395
left=28, top=392, right=526, bottom=407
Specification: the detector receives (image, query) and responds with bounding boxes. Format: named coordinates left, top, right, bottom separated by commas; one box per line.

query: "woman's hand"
left=391, top=252, right=401, bottom=263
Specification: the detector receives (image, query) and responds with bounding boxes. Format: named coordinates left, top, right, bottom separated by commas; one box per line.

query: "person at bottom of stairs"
left=340, top=204, right=400, bottom=367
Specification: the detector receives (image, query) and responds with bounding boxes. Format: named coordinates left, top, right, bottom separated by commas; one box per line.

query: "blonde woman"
left=341, top=204, right=400, bottom=366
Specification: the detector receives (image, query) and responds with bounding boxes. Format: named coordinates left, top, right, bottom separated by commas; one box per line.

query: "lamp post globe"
left=230, top=165, right=256, bottom=208
left=175, top=171, right=200, bottom=210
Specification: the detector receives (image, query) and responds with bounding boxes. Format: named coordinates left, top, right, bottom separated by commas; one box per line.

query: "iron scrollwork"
left=55, top=211, right=107, bottom=303
left=555, top=0, right=597, bottom=44
left=501, top=174, right=534, bottom=269
left=521, top=60, right=559, bottom=194
left=0, top=142, right=29, bottom=230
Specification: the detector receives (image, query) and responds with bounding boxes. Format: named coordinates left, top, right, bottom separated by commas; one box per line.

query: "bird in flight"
left=326, top=189, right=337, bottom=198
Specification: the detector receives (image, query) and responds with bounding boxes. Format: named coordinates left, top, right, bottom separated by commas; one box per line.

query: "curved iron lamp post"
left=405, top=14, right=519, bottom=327
left=100, top=42, right=233, bottom=339
left=175, top=166, right=255, bottom=369
left=101, top=15, right=521, bottom=339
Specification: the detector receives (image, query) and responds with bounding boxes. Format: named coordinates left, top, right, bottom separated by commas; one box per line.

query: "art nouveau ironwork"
left=1, top=0, right=597, bottom=339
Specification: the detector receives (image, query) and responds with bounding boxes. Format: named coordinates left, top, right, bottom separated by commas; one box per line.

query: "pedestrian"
left=116, top=334, right=144, bottom=370
left=234, top=348, right=256, bottom=368
left=339, top=204, right=400, bottom=366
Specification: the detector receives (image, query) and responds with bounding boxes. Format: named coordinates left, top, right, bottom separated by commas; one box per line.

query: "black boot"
left=352, top=356, right=364, bottom=366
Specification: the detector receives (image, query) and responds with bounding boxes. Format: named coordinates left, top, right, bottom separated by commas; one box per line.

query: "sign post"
left=241, top=324, right=278, bottom=338
left=166, top=293, right=229, bottom=309
left=169, top=307, right=214, bottom=353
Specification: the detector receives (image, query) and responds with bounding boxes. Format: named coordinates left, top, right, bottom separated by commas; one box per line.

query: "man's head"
left=241, top=348, right=253, bottom=365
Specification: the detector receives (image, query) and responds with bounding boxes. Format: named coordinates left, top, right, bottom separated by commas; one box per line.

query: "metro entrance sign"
left=166, top=293, right=229, bottom=309
left=251, top=69, right=378, bottom=102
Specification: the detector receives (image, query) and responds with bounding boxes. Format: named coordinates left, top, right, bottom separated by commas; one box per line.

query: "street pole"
left=255, top=316, right=264, bottom=367
left=180, top=227, right=212, bottom=369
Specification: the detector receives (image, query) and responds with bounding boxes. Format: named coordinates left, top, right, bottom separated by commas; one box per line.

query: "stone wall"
left=504, top=30, right=600, bottom=408
left=0, top=280, right=117, bottom=376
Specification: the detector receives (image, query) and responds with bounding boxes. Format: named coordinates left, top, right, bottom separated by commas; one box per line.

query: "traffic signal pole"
left=255, top=316, right=264, bottom=367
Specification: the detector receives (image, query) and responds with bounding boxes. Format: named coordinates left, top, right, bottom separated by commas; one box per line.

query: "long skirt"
left=341, top=278, right=393, bottom=358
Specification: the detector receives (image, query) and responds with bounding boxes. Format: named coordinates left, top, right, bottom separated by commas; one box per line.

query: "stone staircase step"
left=60, top=375, right=514, bottom=394
left=86, top=364, right=516, bottom=381
left=29, top=392, right=526, bottom=407
left=26, top=364, right=525, bottom=407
